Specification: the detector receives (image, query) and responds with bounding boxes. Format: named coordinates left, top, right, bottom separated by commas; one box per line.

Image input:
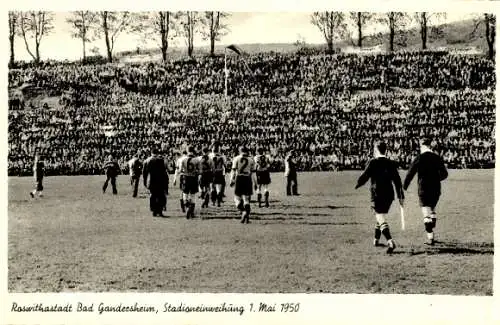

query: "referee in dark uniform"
left=143, top=148, right=169, bottom=217
left=403, top=138, right=448, bottom=245
left=355, top=141, right=404, bottom=254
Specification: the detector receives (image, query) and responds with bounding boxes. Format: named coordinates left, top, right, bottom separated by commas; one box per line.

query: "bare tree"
left=311, top=12, right=347, bottom=53
left=96, top=11, right=134, bottom=63
left=9, top=12, right=18, bottom=66
left=349, top=12, right=374, bottom=48
left=471, top=13, right=496, bottom=60
left=156, top=12, right=172, bottom=61
left=180, top=11, right=201, bottom=57
left=134, top=12, right=177, bottom=62
left=414, top=12, right=446, bottom=50
left=18, top=11, right=54, bottom=64
left=67, top=11, right=98, bottom=61
left=201, top=11, right=230, bottom=56
left=377, top=12, right=409, bottom=52
left=484, top=14, right=496, bottom=60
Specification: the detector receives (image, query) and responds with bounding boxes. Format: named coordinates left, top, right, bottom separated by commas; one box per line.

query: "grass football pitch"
left=8, top=170, right=494, bottom=294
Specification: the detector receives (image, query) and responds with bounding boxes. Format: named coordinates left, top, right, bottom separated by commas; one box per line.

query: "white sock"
left=427, top=232, right=434, bottom=240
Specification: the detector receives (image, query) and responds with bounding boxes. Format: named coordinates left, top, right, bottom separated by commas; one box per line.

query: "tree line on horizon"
left=7, top=11, right=496, bottom=67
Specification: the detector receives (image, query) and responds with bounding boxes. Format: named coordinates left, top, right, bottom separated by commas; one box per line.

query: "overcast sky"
left=12, top=12, right=478, bottom=61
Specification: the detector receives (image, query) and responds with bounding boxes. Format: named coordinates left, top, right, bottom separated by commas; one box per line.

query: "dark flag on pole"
left=226, top=44, right=243, bottom=55
left=224, top=44, right=252, bottom=97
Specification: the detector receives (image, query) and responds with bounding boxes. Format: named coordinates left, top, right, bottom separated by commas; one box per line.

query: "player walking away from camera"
left=102, top=154, right=120, bottom=195
left=143, top=148, right=169, bottom=217
left=255, top=148, right=271, bottom=208
left=355, top=141, right=404, bottom=254
left=230, top=146, right=257, bottom=224
left=285, top=150, right=299, bottom=196
left=173, top=150, right=188, bottom=212
left=174, top=146, right=199, bottom=219
left=198, top=147, right=214, bottom=209
left=209, top=142, right=227, bottom=207
left=30, top=153, right=45, bottom=198
left=403, top=138, right=448, bottom=246
left=128, top=151, right=143, bottom=198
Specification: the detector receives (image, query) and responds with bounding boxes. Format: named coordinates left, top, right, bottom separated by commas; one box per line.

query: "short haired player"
left=230, top=146, right=257, bottom=224
left=355, top=141, right=404, bottom=254
left=403, top=138, right=448, bottom=246
left=198, top=147, right=214, bottom=209
left=173, top=146, right=199, bottom=219
left=209, top=142, right=227, bottom=207
left=254, top=147, right=271, bottom=208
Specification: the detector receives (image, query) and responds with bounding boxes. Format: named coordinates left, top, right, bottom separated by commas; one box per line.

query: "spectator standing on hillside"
left=403, top=138, right=448, bottom=246
left=102, top=154, right=120, bottom=195
left=142, top=148, right=169, bottom=217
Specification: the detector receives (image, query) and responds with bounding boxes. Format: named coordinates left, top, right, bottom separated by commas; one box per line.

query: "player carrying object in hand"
left=355, top=141, right=404, bottom=254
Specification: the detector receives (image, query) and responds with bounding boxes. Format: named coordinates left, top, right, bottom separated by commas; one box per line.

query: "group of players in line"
left=129, top=141, right=287, bottom=224
left=30, top=138, right=447, bottom=254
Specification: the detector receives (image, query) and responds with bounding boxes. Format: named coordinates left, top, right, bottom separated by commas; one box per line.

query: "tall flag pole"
left=225, top=44, right=246, bottom=99
left=224, top=47, right=228, bottom=98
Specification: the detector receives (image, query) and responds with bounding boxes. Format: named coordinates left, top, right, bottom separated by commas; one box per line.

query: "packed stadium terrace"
left=8, top=51, right=495, bottom=176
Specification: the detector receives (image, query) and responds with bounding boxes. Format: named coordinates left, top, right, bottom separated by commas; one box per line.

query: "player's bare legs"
left=375, top=213, right=396, bottom=253
left=184, top=193, right=195, bottom=219
left=234, top=195, right=244, bottom=219
left=256, top=184, right=270, bottom=208
left=180, top=194, right=185, bottom=213
left=263, top=184, right=269, bottom=208
left=234, top=195, right=250, bottom=223
left=373, top=224, right=382, bottom=247
left=256, top=185, right=262, bottom=207
left=211, top=184, right=217, bottom=206
left=201, top=185, right=210, bottom=209
left=422, top=206, right=437, bottom=245
left=234, top=195, right=251, bottom=224
left=216, top=184, right=223, bottom=207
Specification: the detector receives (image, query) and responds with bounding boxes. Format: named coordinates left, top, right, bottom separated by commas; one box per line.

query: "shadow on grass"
left=196, top=215, right=362, bottom=225
left=278, top=205, right=356, bottom=210
left=391, top=241, right=494, bottom=256
left=200, top=216, right=304, bottom=221
left=197, top=210, right=336, bottom=217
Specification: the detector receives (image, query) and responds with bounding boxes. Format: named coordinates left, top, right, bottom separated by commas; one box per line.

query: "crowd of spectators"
left=7, top=50, right=496, bottom=176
